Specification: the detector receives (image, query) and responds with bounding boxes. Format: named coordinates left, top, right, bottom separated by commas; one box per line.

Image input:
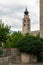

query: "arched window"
left=24, top=24, right=25, bottom=26
left=24, top=20, right=26, bottom=22
left=28, top=24, right=30, bottom=29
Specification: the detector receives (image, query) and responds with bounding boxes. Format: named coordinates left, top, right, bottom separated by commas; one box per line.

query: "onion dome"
left=24, top=8, right=29, bottom=15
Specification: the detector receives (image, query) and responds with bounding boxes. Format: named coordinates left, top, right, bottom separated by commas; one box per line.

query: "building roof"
left=24, top=8, right=29, bottom=15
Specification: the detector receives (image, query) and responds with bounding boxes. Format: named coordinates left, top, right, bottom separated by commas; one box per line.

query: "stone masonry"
left=40, top=0, right=43, bottom=38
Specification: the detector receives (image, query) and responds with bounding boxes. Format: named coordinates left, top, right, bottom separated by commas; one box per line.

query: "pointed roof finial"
left=24, top=7, right=28, bottom=15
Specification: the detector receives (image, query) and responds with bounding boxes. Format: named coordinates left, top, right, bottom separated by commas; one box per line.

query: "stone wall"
left=1, top=48, right=21, bottom=62
left=40, top=0, right=43, bottom=38
left=0, top=48, right=37, bottom=64
left=0, top=48, right=21, bottom=65
left=0, top=56, right=11, bottom=65
left=21, top=53, right=37, bottom=63
left=21, top=53, right=30, bottom=63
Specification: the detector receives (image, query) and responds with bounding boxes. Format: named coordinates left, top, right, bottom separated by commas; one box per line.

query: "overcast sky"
left=0, top=0, right=40, bottom=31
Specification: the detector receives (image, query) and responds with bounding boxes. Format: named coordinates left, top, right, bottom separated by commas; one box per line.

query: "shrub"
left=37, top=53, right=43, bottom=62
left=0, top=50, right=3, bottom=55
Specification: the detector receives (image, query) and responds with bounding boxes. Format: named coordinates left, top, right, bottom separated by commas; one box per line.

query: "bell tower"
left=22, top=8, right=30, bottom=35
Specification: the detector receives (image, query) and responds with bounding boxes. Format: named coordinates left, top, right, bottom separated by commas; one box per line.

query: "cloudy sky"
left=0, top=0, right=40, bottom=31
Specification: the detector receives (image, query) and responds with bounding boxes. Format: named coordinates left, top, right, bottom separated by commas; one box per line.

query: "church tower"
left=22, top=8, right=30, bottom=35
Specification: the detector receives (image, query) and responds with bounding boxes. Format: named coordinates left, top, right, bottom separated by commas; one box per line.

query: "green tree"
left=0, top=22, right=10, bottom=47
left=4, top=31, right=23, bottom=48
left=10, top=31, right=23, bottom=48
left=4, top=35, right=12, bottom=48
left=16, top=34, right=43, bottom=61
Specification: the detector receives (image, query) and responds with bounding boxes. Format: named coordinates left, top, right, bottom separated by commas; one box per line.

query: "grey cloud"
left=0, top=0, right=39, bottom=31
left=0, top=4, right=24, bottom=19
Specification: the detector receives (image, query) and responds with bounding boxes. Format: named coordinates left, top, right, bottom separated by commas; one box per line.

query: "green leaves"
left=0, top=22, right=10, bottom=47
left=16, top=34, right=43, bottom=55
left=4, top=31, right=23, bottom=48
left=0, top=50, right=3, bottom=55
left=10, top=31, right=23, bottom=48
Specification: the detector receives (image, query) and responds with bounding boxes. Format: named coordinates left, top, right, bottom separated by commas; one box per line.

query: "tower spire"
left=24, top=7, right=29, bottom=15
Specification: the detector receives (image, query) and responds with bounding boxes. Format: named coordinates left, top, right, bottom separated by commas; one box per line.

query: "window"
left=24, top=20, right=26, bottom=22
left=28, top=24, right=30, bottom=29
left=24, top=24, right=25, bottom=26
left=27, top=19, right=30, bottom=22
